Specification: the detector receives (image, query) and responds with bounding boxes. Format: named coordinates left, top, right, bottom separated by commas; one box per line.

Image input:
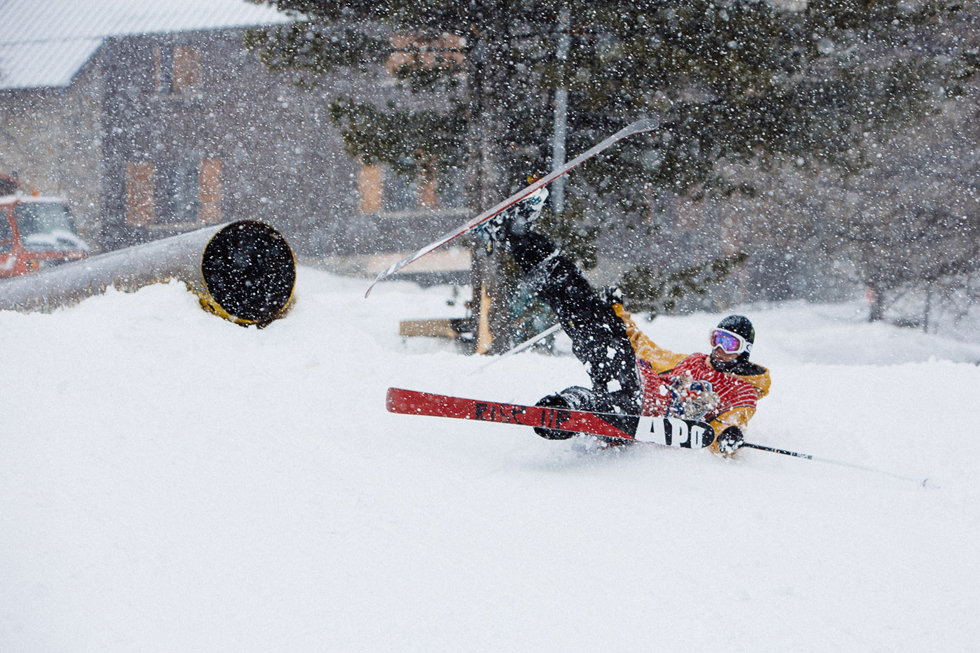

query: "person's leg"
left=505, top=230, right=641, bottom=416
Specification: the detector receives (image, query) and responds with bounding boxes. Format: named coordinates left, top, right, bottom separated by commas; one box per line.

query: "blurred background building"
left=0, top=0, right=471, bottom=283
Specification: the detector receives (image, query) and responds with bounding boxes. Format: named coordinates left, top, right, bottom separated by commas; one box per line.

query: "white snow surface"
left=2, top=268, right=979, bottom=652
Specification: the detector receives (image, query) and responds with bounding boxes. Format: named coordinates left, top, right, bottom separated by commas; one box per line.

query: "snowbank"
left=1, top=269, right=978, bottom=652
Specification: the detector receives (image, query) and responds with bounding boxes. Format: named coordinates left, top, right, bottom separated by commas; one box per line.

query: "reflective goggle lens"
left=710, top=329, right=747, bottom=354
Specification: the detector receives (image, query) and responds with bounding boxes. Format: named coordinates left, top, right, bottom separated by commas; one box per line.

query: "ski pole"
left=480, top=323, right=562, bottom=369
left=742, top=442, right=933, bottom=487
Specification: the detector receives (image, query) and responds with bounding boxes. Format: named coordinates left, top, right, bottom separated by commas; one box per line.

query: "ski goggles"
left=710, top=328, right=752, bottom=355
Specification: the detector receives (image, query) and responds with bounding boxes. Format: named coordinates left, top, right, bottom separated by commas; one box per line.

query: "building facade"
left=0, top=1, right=469, bottom=269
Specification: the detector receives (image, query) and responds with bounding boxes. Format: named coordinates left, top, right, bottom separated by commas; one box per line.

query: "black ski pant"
left=505, top=230, right=643, bottom=415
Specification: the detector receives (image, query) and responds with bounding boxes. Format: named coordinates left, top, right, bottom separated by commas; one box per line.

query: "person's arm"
left=708, top=407, right=753, bottom=455
left=708, top=367, right=771, bottom=454
left=612, top=304, right=687, bottom=372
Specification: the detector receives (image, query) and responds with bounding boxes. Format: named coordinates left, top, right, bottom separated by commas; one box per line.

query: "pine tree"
left=245, top=0, right=975, bottom=342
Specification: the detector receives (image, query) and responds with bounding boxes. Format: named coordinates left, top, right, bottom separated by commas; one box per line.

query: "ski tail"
left=364, top=118, right=659, bottom=297
left=386, top=387, right=638, bottom=440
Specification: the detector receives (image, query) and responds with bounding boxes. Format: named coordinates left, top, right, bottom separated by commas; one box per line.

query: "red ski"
left=365, top=118, right=659, bottom=296
left=386, top=387, right=716, bottom=448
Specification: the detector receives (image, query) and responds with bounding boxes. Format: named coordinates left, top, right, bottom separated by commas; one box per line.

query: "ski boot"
left=533, top=385, right=596, bottom=440
left=473, top=185, right=549, bottom=255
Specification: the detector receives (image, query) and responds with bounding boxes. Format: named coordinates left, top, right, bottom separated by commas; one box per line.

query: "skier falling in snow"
left=477, top=186, right=771, bottom=456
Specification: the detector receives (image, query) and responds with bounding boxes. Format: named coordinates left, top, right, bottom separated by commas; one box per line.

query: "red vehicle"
left=0, top=186, right=90, bottom=278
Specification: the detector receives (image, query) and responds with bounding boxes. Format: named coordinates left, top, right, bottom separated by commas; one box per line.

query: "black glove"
left=598, top=285, right=624, bottom=306
left=717, top=426, right=744, bottom=455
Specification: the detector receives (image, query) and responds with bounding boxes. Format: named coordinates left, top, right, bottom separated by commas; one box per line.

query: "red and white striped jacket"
left=614, top=305, right=771, bottom=445
left=637, top=353, right=761, bottom=422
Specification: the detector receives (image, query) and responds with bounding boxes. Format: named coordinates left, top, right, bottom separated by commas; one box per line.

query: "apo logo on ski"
left=635, top=415, right=715, bottom=448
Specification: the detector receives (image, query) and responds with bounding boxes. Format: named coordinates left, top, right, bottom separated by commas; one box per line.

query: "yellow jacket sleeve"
left=613, top=304, right=686, bottom=372
left=708, top=366, right=771, bottom=454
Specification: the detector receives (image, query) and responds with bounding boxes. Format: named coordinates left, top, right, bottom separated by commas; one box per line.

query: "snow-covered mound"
left=2, top=268, right=978, bottom=652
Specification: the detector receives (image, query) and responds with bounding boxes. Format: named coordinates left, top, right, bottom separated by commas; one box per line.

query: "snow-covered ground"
left=2, top=268, right=979, bottom=652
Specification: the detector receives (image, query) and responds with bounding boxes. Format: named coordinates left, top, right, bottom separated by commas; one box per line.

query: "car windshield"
left=14, top=202, right=89, bottom=253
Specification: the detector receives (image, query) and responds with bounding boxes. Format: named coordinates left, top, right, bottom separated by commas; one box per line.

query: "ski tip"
left=628, top=117, right=660, bottom=134
left=364, top=268, right=391, bottom=298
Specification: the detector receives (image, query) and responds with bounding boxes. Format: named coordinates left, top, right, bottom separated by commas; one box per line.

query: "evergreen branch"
left=244, top=22, right=389, bottom=78
left=619, top=252, right=750, bottom=316
left=326, top=99, right=466, bottom=178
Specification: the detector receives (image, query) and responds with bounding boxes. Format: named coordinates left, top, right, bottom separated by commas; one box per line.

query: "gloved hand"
left=598, top=285, right=624, bottom=306
left=717, top=426, right=744, bottom=455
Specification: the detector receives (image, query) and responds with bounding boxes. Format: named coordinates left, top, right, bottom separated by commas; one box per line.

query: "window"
left=0, top=206, right=13, bottom=252
left=172, top=46, right=202, bottom=94
left=155, top=45, right=202, bottom=94
left=358, top=163, right=384, bottom=213
left=126, top=158, right=221, bottom=228
left=158, top=160, right=199, bottom=224
left=357, top=162, right=460, bottom=215
left=13, top=202, right=85, bottom=252
left=198, top=158, right=223, bottom=223
left=125, top=162, right=155, bottom=227
left=417, top=171, right=438, bottom=209
left=387, top=33, right=465, bottom=77
left=154, top=47, right=172, bottom=94
left=385, top=170, right=417, bottom=213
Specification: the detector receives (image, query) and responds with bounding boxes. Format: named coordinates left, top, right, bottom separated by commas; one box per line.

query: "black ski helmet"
left=716, top=314, right=755, bottom=348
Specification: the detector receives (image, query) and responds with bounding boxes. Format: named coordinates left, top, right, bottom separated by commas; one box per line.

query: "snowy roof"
left=0, top=0, right=292, bottom=91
